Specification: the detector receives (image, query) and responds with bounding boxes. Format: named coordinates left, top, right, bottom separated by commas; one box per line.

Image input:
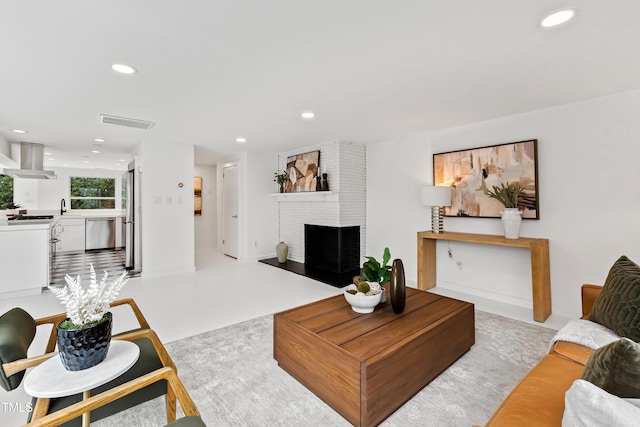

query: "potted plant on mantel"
left=274, top=170, right=288, bottom=193
left=487, top=182, right=524, bottom=239
left=48, top=264, right=128, bottom=371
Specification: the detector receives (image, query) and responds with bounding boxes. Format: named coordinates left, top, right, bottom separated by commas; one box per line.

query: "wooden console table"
left=417, top=231, right=551, bottom=322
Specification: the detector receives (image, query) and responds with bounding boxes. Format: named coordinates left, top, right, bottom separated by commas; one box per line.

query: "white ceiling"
left=1, top=1, right=639, bottom=170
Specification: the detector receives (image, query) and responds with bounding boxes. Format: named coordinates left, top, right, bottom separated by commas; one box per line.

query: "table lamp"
left=421, top=186, right=451, bottom=233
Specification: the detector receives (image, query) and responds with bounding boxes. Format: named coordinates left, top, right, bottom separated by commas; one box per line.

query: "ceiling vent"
left=100, top=114, right=155, bottom=130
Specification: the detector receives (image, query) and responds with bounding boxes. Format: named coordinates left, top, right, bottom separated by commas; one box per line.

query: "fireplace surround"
left=304, top=224, right=360, bottom=273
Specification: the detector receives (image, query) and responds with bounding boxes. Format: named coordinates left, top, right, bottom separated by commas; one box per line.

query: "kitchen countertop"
left=0, top=219, right=57, bottom=231
left=0, top=211, right=125, bottom=231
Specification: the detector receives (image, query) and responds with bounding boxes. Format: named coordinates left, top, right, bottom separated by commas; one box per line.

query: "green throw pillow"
left=589, top=255, right=640, bottom=341
left=581, top=338, right=640, bottom=398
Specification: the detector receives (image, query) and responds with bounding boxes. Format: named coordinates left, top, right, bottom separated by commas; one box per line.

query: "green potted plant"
left=48, top=264, right=129, bottom=371
left=486, top=182, right=524, bottom=209
left=274, top=170, right=288, bottom=193
left=487, top=182, right=524, bottom=239
left=0, top=202, right=21, bottom=216
left=362, top=247, right=392, bottom=285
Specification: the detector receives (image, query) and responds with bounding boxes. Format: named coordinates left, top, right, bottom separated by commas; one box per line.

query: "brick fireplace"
left=260, top=140, right=366, bottom=287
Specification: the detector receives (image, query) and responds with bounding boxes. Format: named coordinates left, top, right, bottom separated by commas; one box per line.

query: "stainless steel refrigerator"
left=123, top=159, right=141, bottom=272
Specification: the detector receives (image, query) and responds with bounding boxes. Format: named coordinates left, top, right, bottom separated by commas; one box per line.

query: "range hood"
left=2, top=142, right=57, bottom=179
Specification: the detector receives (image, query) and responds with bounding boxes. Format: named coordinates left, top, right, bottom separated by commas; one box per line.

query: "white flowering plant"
left=48, top=264, right=129, bottom=329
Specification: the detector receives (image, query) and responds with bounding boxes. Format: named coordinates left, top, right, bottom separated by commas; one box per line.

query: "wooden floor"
left=274, top=286, right=475, bottom=427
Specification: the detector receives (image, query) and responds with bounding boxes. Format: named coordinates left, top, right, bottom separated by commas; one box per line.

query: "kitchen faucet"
left=60, top=198, right=66, bottom=215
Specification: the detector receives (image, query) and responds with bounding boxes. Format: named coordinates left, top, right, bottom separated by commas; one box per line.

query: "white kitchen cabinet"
left=59, top=217, right=86, bottom=252
left=0, top=223, right=50, bottom=296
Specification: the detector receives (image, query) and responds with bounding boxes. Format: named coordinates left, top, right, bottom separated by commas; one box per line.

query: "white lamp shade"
left=421, top=186, right=451, bottom=206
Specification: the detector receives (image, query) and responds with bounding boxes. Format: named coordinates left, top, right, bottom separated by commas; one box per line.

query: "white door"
left=222, top=164, right=239, bottom=258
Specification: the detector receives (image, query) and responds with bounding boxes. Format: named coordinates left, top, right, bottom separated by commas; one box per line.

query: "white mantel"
left=270, top=191, right=339, bottom=202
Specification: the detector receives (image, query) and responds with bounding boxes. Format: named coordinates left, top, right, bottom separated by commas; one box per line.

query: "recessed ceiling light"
left=111, top=63, right=138, bottom=74
left=94, top=138, right=105, bottom=142
left=236, top=137, right=247, bottom=143
left=119, top=159, right=126, bottom=162
left=301, top=111, right=315, bottom=119
left=91, top=150, right=101, bottom=154
left=48, top=158, right=55, bottom=161
left=540, top=8, right=577, bottom=27
left=11, top=129, right=27, bottom=134
left=115, top=163, right=121, bottom=166
left=82, top=160, right=90, bottom=164
left=44, top=152, right=52, bottom=155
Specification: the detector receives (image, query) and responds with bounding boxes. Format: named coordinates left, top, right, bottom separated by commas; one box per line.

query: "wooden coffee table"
left=274, top=286, right=474, bottom=427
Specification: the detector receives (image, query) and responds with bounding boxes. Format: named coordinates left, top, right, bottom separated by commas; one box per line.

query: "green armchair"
left=0, top=299, right=191, bottom=426
left=22, top=367, right=205, bottom=427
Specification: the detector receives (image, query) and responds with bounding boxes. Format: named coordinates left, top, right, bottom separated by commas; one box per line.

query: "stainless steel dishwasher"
left=85, top=217, right=116, bottom=250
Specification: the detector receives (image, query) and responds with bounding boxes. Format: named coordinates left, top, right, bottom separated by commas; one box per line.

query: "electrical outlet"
left=456, top=261, right=463, bottom=270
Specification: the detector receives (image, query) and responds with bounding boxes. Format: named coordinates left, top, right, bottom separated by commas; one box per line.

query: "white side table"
left=24, top=340, right=140, bottom=426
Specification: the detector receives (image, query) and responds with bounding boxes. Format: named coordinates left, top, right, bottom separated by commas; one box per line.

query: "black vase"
left=322, top=173, right=329, bottom=191
left=57, top=312, right=112, bottom=371
left=390, top=259, right=406, bottom=313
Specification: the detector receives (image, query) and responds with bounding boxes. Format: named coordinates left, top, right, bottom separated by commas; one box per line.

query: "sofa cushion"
left=581, top=338, right=640, bottom=398
left=589, top=255, right=640, bottom=341
left=563, top=379, right=640, bottom=427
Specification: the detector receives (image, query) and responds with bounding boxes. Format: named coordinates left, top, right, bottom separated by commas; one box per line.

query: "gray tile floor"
left=51, top=249, right=128, bottom=287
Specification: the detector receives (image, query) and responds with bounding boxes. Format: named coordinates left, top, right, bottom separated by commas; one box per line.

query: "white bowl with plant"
left=343, top=281, right=382, bottom=313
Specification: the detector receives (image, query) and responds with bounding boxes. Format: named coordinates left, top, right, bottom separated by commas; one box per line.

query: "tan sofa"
left=484, top=284, right=604, bottom=426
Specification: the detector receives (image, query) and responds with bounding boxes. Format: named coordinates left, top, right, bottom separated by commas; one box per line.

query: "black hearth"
left=259, top=225, right=361, bottom=287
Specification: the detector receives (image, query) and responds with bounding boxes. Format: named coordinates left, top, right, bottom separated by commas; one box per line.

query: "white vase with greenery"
left=487, top=183, right=524, bottom=239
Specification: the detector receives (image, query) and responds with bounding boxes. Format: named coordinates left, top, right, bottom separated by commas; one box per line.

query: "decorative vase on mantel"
left=500, top=208, right=523, bottom=239
left=276, top=241, right=289, bottom=263
left=390, top=259, right=406, bottom=314
left=56, top=312, right=113, bottom=371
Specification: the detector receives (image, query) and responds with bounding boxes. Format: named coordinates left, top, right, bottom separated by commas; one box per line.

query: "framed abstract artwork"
left=285, top=150, right=320, bottom=193
left=433, top=139, right=539, bottom=219
left=194, top=176, right=202, bottom=215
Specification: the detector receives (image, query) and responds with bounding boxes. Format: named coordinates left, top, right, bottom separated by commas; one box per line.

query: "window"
left=0, top=175, right=14, bottom=208
left=70, top=177, right=116, bottom=209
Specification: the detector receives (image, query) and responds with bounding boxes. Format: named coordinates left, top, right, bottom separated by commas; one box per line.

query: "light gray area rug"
left=95, top=311, right=556, bottom=427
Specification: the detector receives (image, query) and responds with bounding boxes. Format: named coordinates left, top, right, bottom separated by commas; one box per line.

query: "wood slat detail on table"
left=274, top=289, right=475, bottom=427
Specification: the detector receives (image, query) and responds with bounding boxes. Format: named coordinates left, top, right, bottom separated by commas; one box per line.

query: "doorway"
left=222, top=164, right=239, bottom=258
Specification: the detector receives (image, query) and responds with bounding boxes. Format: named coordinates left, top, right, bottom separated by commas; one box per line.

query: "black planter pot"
left=390, top=259, right=406, bottom=314
left=56, top=312, right=113, bottom=371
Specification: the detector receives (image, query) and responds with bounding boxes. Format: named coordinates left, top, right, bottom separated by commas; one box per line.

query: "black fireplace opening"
left=305, top=224, right=360, bottom=273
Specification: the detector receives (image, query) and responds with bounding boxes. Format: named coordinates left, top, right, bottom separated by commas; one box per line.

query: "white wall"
left=13, top=167, right=126, bottom=213
left=140, top=141, right=195, bottom=277
left=246, top=150, right=279, bottom=261
left=216, top=150, right=278, bottom=263
left=367, top=89, right=640, bottom=318
left=194, top=164, right=217, bottom=249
